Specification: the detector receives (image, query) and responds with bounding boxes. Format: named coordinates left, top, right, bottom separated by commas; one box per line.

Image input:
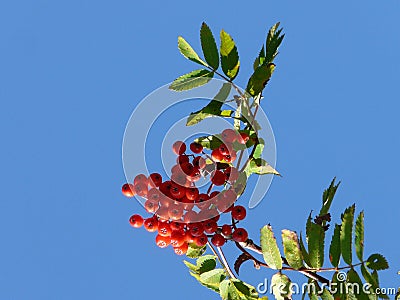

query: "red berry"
left=224, top=167, right=239, bottom=182
left=188, top=222, right=204, bottom=237
left=203, top=220, right=218, bottom=234
left=144, top=199, right=159, bottom=213
left=147, top=188, right=161, bottom=202
left=194, top=233, right=208, bottom=247
left=193, top=156, right=206, bottom=169
left=170, top=221, right=184, bottom=232
left=173, top=242, right=189, bottom=255
left=211, top=148, right=224, bottom=162
left=231, top=205, right=247, bottom=221
left=177, top=155, right=190, bottom=165
left=211, top=233, right=226, bottom=247
left=134, top=174, right=148, bottom=186
left=121, top=183, right=135, bottom=197
left=218, top=144, right=232, bottom=155
left=159, top=181, right=173, bottom=197
left=187, top=168, right=201, bottom=182
left=158, top=221, right=172, bottom=237
left=186, top=187, right=199, bottom=201
left=144, top=217, right=158, bottom=232
left=172, top=141, right=186, bottom=155
left=134, top=182, right=148, bottom=197
left=232, top=228, right=248, bottom=242
left=238, top=132, right=250, bottom=144
left=171, top=172, right=189, bottom=187
left=129, top=214, right=144, bottom=228
left=156, top=234, right=171, bottom=248
left=190, top=142, right=203, bottom=154
left=149, top=173, right=162, bottom=187
left=156, top=206, right=170, bottom=221
left=211, top=170, right=226, bottom=186
left=221, top=129, right=238, bottom=143
left=223, top=150, right=237, bottom=163
left=183, top=210, right=198, bottom=223
left=168, top=204, right=184, bottom=220
left=170, top=231, right=186, bottom=247
left=221, top=224, right=232, bottom=236
left=180, top=162, right=194, bottom=175
left=170, top=183, right=186, bottom=199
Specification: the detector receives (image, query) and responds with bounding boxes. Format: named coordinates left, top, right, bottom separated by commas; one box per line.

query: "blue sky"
left=0, top=1, right=399, bottom=299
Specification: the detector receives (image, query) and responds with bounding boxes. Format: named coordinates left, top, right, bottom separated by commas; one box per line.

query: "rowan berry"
left=238, top=132, right=250, bottom=144
left=134, top=174, right=148, bottom=186
left=232, top=228, right=248, bottom=242
left=129, top=214, right=144, bottom=228
left=170, top=231, right=186, bottom=247
left=158, top=221, right=172, bottom=237
left=193, top=156, right=206, bottom=169
left=221, top=129, right=238, bottom=143
left=203, top=220, right=218, bottom=234
left=144, top=199, right=159, bottom=213
left=172, top=141, right=186, bottom=155
left=221, top=224, right=232, bottom=236
left=156, top=234, right=171, bottom=248
left=148, top=172, right=162, bottom=188
left=211, top=233, right=226, bottom=247
left=211, top=170, right=226, bottom=186
left=211, top=148, right=224, bottom=162
left=174, top=242, right=189, bottom=255
left=194, top=233, right=208, bottom=247
left=121, top=183, right=135, bottom=197
left=190, top=142, right=203, bottom=154
left=144, top=217, right=158, bottom=232
left=186, top=187, right=199, bottom=201
left=231, top=205, right=247, bottom=221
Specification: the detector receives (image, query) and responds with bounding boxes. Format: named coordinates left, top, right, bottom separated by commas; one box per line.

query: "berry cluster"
left=122, top=129, right=250, bottom=255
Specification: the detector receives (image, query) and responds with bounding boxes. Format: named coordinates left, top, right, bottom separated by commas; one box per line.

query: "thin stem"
left=207, top=241, right=236, bottom=279
left=236, top=239, right=330, bottom=285
left=217, top=246, right=237, bottom=279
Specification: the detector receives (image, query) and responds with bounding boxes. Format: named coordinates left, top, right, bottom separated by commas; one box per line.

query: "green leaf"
left=260, top=225, right=282, bottom=270
left=195, top=134, right=223, bottom=150
left=253, top=45, right=266, bottom=70
left=186, top=243, right=206, bottom=258
left=178, top=36, right=207, bottom=66
left=329, top=224, right=341, bottom=267
left=253, top=139, right=264, bottom=159
left=183, top=260, right=199, bottom=273
left=320, top=178, right=340, bottom=216
left=200, top=22, right=219, bottom=70
left=186, top=82, right=231, bottom=125
left=370, top=270, right=389, bottom=299
left=361, top=264, right=379, bottom=298
left=346, top=268, right=370, bottom=300
left=197, top=255, right=217, bottom=274
left=271, top=273, right=292, bottom=300
left=220, top=30, right=240, bottom=80
left=307, top=279, right=319, bottom=300
left=231, top=280, right=259, bottom=299
left=265, top=22, right=285, bottom=64
left=281, top=229, right=303, bottom=269
left=189, top=272, right=221, bottom=292
left=299, top=233, right=312, bottom=268
left=331, top=272, right=346, bottom=300
left=366, top=254, right=389, bottom=271
left=169, top=69, right=214, bottom=91
left=320, top=288, right=335, bottom=300
left=199, top=268, right=226, bottom=286
left=306, top=215, right=325, bottom=269
left=355, top=211, right=364, bottom=262
left=244, top=158, right=280, bottom=177
left=246, top=63, right=275, bottom=97
left=340, top=204, right=355, bottom=265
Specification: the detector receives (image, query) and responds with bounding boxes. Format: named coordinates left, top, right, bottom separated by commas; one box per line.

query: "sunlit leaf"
left=260, top=225, right=282, bottom=270
left=220, top=30, right=240, bottom=80
left=271, top=273, right=291, bottom=300
left=281, top=229, right=303, bottom=269
left=178, top=36, right=207, bottom=66
left=169, top=69, right=214, bottom=91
